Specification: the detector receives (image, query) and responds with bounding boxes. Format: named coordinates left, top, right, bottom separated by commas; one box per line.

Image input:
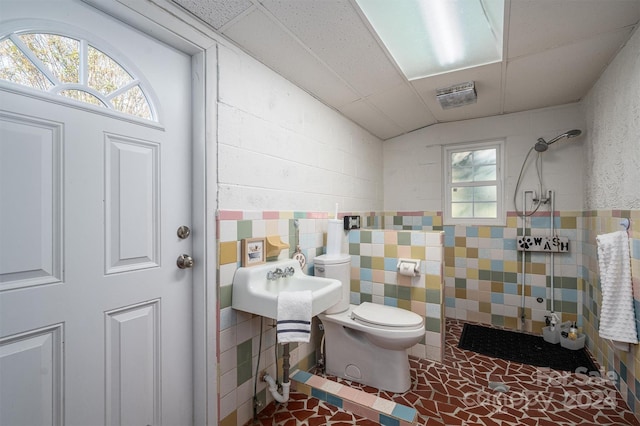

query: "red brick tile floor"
left=250, top=319, right=640, bottom=425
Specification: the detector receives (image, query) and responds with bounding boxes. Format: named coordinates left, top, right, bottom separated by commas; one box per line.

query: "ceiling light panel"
left=356, top=0, right=504, bottom=80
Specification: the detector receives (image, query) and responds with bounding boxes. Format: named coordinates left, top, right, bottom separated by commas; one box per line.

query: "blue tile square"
left=349, top=230, right=361, bottom=243
left=503, top=239, right=517, bottom=250
left=531, top=217, right=548, bottom=228
left=411, top=232, right=425, bottom=246
left=384, top=297, right=398, bottom=307
left=391, top=404, right=417, bottom=422
left=490, top=227, right=503, bottom=238
left=466, top=226, right=479, bottom=237
left=326, top=393, right=343, bottom=408
left=311, top=388, right=326, bottom=401
left=504, top=283, right=518, bottom=295
left=491, top=292, right=504, bottom=304
left=384, top=258, right=398, bottom=271
left=531, top=286, right=546, bottom=299
left=372, top=231, right=385, bottom=244
left=379, top=414, right=400, bottom=426
left=444, top=234, right=455, bottom=247
left=490, top=260, right=503, bottom=272
left=632, top=238, right=640, bottom=259
left=422, top=216, right=433, bottom=226
left=291, top=370, right=313, bottom=383
left=360, top=268, right=373, bottom=281
left=443, top=225, right=455, bottom=236
left=360, top=280, right=373, bottom=294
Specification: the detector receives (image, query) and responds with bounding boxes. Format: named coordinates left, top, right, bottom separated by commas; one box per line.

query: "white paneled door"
left=0, top=1, right=194, bottom=425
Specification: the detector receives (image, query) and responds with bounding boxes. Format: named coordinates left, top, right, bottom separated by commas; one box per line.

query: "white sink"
left=232, top=259, right=342, bottom=319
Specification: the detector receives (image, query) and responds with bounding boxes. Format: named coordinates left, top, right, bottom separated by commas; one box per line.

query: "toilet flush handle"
left=316, top=266, right=325, bottom=273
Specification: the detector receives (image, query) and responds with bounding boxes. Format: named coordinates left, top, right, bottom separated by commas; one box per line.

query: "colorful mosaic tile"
left=252, top=319, right=638, bottom=425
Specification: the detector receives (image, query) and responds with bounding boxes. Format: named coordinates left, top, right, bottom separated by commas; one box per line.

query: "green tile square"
left=237, top=362, right=253, bottom=385
left=360, top=256, right=372, bottom=269
left=455, top=278, right=466, bottom=288
left=397, top=232, right=412, bottom=245
left=237, top=339, right=252, bottom=366
left=384, top=284, right=397, bottom=298
left=426, top=289, right=441, bottom=304
left=349, top=243, right=361, bottom=255
left=503, top=272, right=517, bottom=284
left=562, top=301, right=578, bottom=313
left=562, top=277, right=577, bottom=289
left=397, top=286, right=411, bottom=300
left=425, top=317, right=440, bottom=333
left=360, top=230, right=372, bottom=243
left=491, top=271, right=504, bottom=282
left=237, top=220, right=252, bottom=240
left=360, top=293, right=372, bottom=303
left=220, top=284, right=233, bottom=309
left=491, top=315, right=505, bottom=327
left=393, top=216, right=403, bottom=225
left=479, top=269, right=491, bottom=280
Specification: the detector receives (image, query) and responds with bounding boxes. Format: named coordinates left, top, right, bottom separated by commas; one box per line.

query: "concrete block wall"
left=217, top=44, right=384, bottom=214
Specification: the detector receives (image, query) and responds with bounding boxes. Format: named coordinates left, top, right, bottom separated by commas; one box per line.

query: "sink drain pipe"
left=263, top=343, right=291, bottom=403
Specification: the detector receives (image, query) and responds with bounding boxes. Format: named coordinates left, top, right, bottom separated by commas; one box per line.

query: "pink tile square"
left=353, top=391, right=377, bottom=406
left=337, top=385, right=361, bottom=402
left=306, top=375, right=326, bottom=388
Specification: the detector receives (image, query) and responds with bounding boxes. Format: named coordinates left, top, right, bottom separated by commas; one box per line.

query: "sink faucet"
left=266, top=266, right=295, bottom=280
left=267, top=268, right=284, bottom=281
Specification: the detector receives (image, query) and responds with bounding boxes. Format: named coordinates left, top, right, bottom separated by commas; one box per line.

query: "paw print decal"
left=518, top=237, right=531, bottom=250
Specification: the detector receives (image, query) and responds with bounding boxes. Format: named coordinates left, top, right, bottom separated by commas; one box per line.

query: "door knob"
left=177, top=254, right=194, bottom=269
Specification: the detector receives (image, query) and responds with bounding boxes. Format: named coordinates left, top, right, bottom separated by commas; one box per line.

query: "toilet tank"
left=314, top=254, right=350, bottom=314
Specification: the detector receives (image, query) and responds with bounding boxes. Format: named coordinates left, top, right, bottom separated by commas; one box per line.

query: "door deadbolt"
left=177, top=254, right=194, bottom=269
left=177, top=226, right=191, bottom=239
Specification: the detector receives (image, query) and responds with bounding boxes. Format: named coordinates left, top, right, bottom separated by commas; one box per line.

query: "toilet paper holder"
left=397, top=258, right=421, bottom=276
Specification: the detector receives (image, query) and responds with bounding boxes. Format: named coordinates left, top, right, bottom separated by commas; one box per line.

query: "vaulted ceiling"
left=172, top=0, right=640, bottom=140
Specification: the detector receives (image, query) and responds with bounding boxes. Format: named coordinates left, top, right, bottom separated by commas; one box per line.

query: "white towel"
left=277, top=290, right=312, bottom=343
left=596, top=230, right=638, bottom=344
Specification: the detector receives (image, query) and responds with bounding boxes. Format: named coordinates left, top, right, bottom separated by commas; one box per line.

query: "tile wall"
left=376, top=210, right=581, bottom=333
left=217, top=210, right=444, bottom=425
left=581, top=210, right=640, bottom=414
left=369, top=209, right=640, bottom=419
left=347, top=228, right=445, bottom=361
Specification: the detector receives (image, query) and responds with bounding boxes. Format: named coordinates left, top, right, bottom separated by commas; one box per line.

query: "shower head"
left=534, top=129, right=582, bottom=152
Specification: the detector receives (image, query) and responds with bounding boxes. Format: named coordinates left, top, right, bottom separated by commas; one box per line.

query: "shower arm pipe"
left=549, top=190, right=555, bottom=314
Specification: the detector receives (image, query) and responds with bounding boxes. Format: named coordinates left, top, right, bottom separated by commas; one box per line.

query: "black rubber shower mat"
left=458, top=323, right=598, bottom=373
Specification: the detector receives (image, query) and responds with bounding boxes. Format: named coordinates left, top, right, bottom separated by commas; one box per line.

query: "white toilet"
left=315, top=254, right=425, bottom=393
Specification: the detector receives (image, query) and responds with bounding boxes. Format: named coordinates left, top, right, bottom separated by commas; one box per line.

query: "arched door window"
left=0, top=32, right=156, bottom=121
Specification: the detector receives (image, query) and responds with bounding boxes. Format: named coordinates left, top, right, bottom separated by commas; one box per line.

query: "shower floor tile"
left=250, top=319, right=640, bottom=425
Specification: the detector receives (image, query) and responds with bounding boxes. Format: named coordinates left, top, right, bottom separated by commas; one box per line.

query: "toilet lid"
left=351, top=302, right=423, bottom=328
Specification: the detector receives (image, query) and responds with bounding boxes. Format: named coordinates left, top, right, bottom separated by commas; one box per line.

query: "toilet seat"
left=350, top=302, right=423, bottom=330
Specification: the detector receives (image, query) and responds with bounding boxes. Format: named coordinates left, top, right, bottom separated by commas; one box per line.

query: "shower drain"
left=488, top=381, right=510, bottom=393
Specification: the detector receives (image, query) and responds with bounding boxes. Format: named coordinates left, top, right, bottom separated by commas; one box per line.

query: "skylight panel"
left=356, top=0, right=504, bottom=80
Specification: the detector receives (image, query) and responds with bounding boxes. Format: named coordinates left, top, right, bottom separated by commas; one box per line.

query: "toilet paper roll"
left=398, top=261, right=417, bottom=277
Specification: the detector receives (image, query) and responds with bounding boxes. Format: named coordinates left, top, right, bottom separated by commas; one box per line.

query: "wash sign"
left=517, top=236, right=569, bottom=252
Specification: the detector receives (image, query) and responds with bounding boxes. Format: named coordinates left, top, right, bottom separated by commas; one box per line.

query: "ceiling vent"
left=436, top=81, right=477, bottom=110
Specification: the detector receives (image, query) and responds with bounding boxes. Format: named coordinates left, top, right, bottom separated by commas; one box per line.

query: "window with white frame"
left=443, top=140, right=505, bottom=225
left=0, top=32, right=155, bottom=120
